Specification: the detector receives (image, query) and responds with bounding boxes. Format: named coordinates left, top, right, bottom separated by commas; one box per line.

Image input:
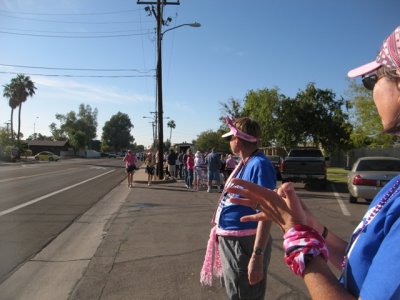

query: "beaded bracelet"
left=283, top=224, right=329, bottom=277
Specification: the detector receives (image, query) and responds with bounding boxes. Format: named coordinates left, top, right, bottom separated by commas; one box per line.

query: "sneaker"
left=185, top=184, right=189, bottom=189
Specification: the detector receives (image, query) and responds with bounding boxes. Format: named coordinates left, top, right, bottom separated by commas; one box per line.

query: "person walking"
left=205, top=148, right=222, bottom=193
left=145, top=152, right=156, bottom=186
left=123, top=150, right=137, bottom=188
left=201, top=117, right=276, bottom=300
left=227, top=26, right=400, bottom=300
left=194, top=150, right=204, bottom=191
left=167, top=148, right=177, bottom=180
left=186, top=148, right=194, bottom=189
left=224, top=154, right=237, bottom=179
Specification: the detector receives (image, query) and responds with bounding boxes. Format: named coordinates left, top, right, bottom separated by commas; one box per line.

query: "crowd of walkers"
left=138, top=147, right=239, bottom=192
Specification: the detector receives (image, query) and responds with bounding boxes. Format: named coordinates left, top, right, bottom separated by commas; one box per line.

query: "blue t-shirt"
left=216, top=152, right=276, bottom=230
left=340, top=175, right=400, bottom=299
left=206, top=152, right=221, bottom=172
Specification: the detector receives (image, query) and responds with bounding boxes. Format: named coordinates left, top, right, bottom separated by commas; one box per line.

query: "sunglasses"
left=362, top=73, right=379, bottom=90
left=223, top=135, right=235, bottom=142
left=362, top=70, right=386, bottom=91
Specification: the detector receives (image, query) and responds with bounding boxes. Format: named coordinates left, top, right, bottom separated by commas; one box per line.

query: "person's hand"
left=248, top=255, right=263, bottom=285
left=227, top=179, right=308, bottom=233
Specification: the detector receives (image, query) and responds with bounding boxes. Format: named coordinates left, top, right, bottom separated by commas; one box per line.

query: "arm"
left=303, top=256, right=357, bottom=299
left=248, top=220, right=272, bottom=285
left=282, top=194, right=348, bottom=270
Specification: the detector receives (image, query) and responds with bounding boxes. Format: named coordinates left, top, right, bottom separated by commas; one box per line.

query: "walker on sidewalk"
left=198, top=165, right=208, bottom=190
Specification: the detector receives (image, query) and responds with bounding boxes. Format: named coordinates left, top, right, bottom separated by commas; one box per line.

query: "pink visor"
left=348, top=26, right=400, bottom=78
left=221, top=117, right=259, bottom=143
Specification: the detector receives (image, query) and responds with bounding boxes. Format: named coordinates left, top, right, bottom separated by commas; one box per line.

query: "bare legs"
left=127, top=172, right=133, bottom=188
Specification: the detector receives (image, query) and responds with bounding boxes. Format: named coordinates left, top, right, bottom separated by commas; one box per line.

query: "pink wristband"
left=283, top=224, right=329, bottom=277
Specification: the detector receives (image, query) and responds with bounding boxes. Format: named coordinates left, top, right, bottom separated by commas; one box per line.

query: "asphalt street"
left=0, top=164, right=360, bottom=300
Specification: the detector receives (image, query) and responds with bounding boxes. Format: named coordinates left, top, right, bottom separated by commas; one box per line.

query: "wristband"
left=283, top=224, right=329, bottom=277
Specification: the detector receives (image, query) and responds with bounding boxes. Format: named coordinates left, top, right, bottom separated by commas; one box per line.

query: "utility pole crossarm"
left=137, top=1, right=180, bottom=5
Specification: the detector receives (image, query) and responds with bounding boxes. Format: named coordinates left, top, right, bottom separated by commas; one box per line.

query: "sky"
left=0, top=0, right=399, bottom=149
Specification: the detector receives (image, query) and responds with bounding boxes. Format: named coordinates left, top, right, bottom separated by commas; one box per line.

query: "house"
left=27, top=140, right=70, bottom=156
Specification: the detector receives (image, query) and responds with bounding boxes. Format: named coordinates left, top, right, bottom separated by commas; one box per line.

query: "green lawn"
left=327, top=167, right=348, bottom=184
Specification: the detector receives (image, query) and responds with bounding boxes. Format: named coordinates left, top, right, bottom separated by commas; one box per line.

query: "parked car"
left=107, top=152, right=117, bottom=158
left=347, top=156, right=400, bottom=203
left=267, top=155, right=283, bottom=180
left=34, top=151, right=59, bottom=162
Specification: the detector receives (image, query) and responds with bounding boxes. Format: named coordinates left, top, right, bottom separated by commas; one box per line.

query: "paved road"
left=0, top=163, right=369, bottom=299
left=0, top=158, right=126, bottom=283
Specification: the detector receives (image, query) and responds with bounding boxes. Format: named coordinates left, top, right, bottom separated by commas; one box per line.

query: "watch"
left=254, top=248, right=263, bottom=256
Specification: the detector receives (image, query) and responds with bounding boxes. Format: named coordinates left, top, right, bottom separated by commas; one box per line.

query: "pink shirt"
left=186, top=154, right=194, bottom=170
left=226, top=157, right=237, bottom=169
left=123, top=153, right=137, bottom=168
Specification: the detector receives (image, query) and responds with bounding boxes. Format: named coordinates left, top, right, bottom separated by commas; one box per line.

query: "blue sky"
left=0, top=0, right=398, bottom=148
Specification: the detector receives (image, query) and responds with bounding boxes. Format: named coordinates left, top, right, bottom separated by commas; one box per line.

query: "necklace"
left=211, top=149, right=259, bottom=224
left=341, top=178, right=400, bottom=269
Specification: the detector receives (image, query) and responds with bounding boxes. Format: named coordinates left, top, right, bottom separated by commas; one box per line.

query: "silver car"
left=347, top=156, right=400, bottom=203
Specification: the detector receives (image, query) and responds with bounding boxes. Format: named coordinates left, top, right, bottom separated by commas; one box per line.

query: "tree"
left=195, top=129, right=231, bottom=153
left=167, top=120, right=176, bottom=143
left=26, top=133, right=53, bottom=141
left=6, top=74, right=36, bottom=141
left=346, top=80, right=395, bottom=148
left=275, top=83, right=352, bottom=153
left=242, top=88, right=285, bottom=147
left=3, top=83, right=19, bottom=141
left=51, top=104, right=98, bottom=153
left=0, top=127, right=12, bottom=150
left=102, top=112, right=133, bottom=151
left=219, top=97, right=243, bottom=129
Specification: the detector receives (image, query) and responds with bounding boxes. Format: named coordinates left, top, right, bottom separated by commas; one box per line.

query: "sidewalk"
left=68, top=167, right=309, bottom=300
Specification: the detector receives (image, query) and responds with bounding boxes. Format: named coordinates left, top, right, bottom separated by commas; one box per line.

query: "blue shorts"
left=208, top=170, right=220, bottom=182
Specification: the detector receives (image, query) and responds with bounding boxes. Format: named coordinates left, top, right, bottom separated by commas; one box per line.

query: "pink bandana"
left=283, top=224, right=329, bottom=277
left=221, top=117, right=259, bottom=143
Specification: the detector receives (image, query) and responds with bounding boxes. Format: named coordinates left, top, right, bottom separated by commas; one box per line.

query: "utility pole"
left=137, top=0, right=180, bottom=180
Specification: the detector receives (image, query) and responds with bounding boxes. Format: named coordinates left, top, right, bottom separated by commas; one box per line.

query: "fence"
left=330, top=147, right=400, bottom=168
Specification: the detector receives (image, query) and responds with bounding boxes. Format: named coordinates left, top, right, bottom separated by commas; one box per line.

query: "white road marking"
left=0, top=168, right=78, bottom=183
left=331, top=184, right=351, bottom=216
left=0, top=169, right=115, bottom=217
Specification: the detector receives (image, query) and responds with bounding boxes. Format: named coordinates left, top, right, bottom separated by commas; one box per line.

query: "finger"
left=240, top=212, right=269, bottom=222
left=229, top=197, right=255, bottom=208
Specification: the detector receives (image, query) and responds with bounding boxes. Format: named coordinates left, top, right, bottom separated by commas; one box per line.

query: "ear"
left=396, top=70, right=400, bottom=90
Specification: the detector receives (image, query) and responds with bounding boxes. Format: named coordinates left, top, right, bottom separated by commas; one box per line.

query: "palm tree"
left=9, top=74, right=37, bottom=141
left=167, top=120, right=176, bottom=144
left=3, top=83, right=19, bottom=141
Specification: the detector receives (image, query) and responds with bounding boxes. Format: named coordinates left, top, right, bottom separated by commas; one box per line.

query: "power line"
left=0, top=63, right=154, bottom=73
left=0, top=30, right=153, bottom=38
left=0, top=8, right=142, bottom=16
left=0, top=71, right=154, bottom=78
left=0, top=13, right=149, bottom=25
left=0, top=26, right=153, bottom=35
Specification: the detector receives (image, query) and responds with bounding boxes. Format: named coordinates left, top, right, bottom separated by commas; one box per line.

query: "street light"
left=156, top=21, right=201, bottom=179
left=33, top=116, right=39, bottom=138
left=143, top=115, right=171, bottom=150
